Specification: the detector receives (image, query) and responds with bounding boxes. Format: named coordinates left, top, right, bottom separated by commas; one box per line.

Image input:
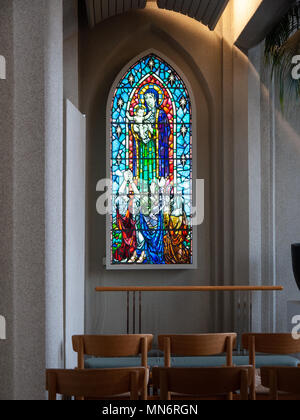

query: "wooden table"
left=95, top=286, right=283, bottom=335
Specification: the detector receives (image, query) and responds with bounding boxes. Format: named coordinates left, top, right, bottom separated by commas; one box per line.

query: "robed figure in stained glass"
left=110, top=54, right=193, bottom=267
left=129, top=87, right=171, bottom=190
left=126, top=86, right=171, bottom=264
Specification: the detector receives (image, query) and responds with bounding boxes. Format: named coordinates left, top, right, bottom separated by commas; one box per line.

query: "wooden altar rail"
left=95, top=286, right=283, bottom=335
left=95, top=286, right=283, bottom=292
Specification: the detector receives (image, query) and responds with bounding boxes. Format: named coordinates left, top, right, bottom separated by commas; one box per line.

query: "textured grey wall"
left=0, top=0, right=64, bottom=400
left=64, top=0, right=79, bottom=107
left=248, top=46, right=263, bottom=332
left=13, top=0, right=47, bottom=399
left=248, top=43, right=300, bottom=333
left=274, top=86, right=300, bottom=331
left=13, top=0, right=64, bottom=399
left=0, top=0, right=15, bottom=400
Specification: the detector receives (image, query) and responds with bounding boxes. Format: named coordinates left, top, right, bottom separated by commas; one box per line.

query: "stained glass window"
left=109, top=54, right=193, bottom=267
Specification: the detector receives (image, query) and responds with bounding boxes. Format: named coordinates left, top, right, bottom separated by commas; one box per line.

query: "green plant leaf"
left=265, top=1, right=300, bottom=108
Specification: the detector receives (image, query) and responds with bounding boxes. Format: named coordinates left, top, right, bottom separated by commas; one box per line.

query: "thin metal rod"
left=244, top=294, right=247, bottom=332
left=133, top=291, right=136, bottom=334
left=243, top=293, right=248, bottom=355
left=127, top=292, right=130, bottom=335
left=139, top=291, right=142, bottom=334
left=241, top=292, right=252, bottom=354
left=237, top=291, right=241, bottom=354
left=249, top=291, right=253, bottom=333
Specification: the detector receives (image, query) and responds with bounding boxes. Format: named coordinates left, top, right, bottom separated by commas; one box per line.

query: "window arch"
left=107, top=53, right=194, bottom=268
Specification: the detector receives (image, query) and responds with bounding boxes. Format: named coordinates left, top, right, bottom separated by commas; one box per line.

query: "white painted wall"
left=0, top=55, right=6, bottom=79
left=0, top=315, right=6, bottom=340
left=45, top=0, right=64, bottom=373
left=65, top=100, right=86, bottom=369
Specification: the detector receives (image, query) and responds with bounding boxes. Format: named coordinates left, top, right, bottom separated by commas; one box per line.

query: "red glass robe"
left=114, top=208, right=137, bottom=262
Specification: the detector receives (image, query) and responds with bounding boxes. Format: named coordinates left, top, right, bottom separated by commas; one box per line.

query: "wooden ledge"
left=95, top=286, right=283, bottom=292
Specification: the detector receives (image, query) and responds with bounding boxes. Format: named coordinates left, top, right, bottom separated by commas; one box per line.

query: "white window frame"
left=106, top=49, right=197, bottom=270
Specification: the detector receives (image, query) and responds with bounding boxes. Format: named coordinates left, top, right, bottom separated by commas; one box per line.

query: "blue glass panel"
left=109, top=54, right=193, bottom=266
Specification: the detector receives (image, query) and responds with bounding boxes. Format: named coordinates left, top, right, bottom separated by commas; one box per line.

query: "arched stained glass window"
left=108, top=53, right=194, bottom=268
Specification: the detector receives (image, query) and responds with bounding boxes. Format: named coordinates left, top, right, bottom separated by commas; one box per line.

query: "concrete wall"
left=79, top=4, right=249, bottom=339
left=248, top=43, right=300, bottom=333
left=274, top=80, right=300, bottom=331
left=0, top=0, right=64, bottom=400
left=64, top=0, right=79, bottom=107
left=0, top=0, right=15, bottom=399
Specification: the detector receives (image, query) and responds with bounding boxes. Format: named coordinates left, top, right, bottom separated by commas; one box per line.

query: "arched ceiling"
left=85, top=0, right=230, bottom=30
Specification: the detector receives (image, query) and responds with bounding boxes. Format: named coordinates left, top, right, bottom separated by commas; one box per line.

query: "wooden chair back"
left=46, top=368, right=146, bottom=400
left=158, top=333, right=237, bottom=367
left=242, top=333, right=300, bottom=367
left=72, top=334, right=153, bottom=369
left=154, top=367, right=251, bottom=400
left=242, top=333, right=300, bottom=400
left=261, top=367, right=300, bottom=400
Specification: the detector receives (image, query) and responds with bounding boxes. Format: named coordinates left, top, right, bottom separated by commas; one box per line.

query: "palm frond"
left=265, top=1, right=300, bottom=107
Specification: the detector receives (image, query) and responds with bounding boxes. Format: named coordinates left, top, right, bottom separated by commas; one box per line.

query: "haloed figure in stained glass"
left=126, top=105, right=152, bottom=144
left=129, top=87, right=171, bottom=190
left=110, top=54, right=193, bottom=266
left=125, top=87, right=171, bottom=264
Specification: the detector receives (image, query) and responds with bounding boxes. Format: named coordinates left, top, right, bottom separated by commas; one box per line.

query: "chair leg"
left=250, top=369, right=256, bottom=401
left=152, top=385, right=158, bottom=396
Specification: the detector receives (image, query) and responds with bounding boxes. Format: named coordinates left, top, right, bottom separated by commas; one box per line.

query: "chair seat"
left=85, top=354, right=299, bottom=370
left=85, top=357, right=164, bottom=369
left=254, top=355, right=300, bottom=368
left=166, top=355, right=300, bottom=368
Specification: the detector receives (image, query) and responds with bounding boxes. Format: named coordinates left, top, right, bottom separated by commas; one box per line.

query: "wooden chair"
left=72, top=334, right=153, bottom=400
left=158, top=333, right=237, bottom=367
left=261, top=367, right=300, bottom=400
left=156, top=333, right=237, bottom=399
left=46, top=368, right=146, bottom=400
left=242, top=333, right=300, bottom=400
left=154, top=367, right=251, bottom=400
left=72, top=334, right=153, bottom=369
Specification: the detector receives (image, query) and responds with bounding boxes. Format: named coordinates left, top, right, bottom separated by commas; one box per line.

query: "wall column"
left=0, top=0, right=15, bottom=400
left=0, top=0, right=64, bottom=400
